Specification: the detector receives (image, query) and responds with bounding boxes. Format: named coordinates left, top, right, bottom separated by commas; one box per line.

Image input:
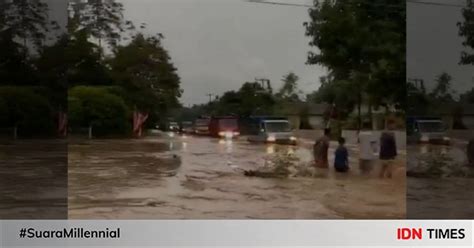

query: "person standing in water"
left=379, top=121, right=397, bottom=178
left=313, top=128, right=331, bottom=168
left=334, top=137, right=349, bottom=172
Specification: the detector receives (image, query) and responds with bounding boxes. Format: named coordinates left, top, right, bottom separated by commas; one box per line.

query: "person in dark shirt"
left=379, top=129, right=397, bottom=178
left=334, top=137, right=349, bottom=173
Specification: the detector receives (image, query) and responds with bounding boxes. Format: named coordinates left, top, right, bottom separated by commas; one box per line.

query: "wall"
left=341, top=130, right=407, bottom=150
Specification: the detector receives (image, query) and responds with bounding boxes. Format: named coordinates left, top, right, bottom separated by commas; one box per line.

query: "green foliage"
left=460, top=87, right=474, bottom=103
left=407, top=81, right=430, bottom=115
left=214, top=82, right=275, bottom=116
left=68, top=86, right=130, bottom=136
left=36, top=32, right=112, bottom=89
left=110, top=34, right=182, bottom=124
left=429, top=73, right=456, bottom=102
left=68, top=0, right=133, bottom=48
left=0, top=0, right=59, bottom=50
left=0, top=87, right=54, bottom=136
left=276, top=72, right=301, bottom=101
left=459, top=0, right=474, bottom=65
left=305, top=0, right=405, bottom=110
left=307, top=77, right=357, bottom=119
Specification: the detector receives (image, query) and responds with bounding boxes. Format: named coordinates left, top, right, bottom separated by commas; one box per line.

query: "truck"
left=243, top=116, right=297, bottom=145
left=407, top=117, right=450, bottom=145
left=209, top=116, right=240, bottom=138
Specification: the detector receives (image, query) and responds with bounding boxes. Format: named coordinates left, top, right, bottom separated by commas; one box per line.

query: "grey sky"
left=407, top=0, right=473, bottom=95
left=121, top=0, right=325, bottom=105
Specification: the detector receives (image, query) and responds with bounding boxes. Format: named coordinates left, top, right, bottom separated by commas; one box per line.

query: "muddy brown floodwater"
left=407, top=142, right=474, bottom=219
left=0, top=140, right=67, bottom=219
left=68, top=133, right=406, bottom=219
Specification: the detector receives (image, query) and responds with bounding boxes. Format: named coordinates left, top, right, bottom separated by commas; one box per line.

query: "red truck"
left=209, top=116, right=240, bottom=138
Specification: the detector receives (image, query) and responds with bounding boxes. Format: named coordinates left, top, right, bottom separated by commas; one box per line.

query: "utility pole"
left=255, top=78, right=271, bottom=92
left=408, top=78, right=425, bottom=93
left=206, top=93, right=214, bottom=104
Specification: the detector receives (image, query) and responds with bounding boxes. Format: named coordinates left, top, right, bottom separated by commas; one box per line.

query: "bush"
left=68, top=86, right=131, bottom=136
left=0, top=86, right=55, bottom=137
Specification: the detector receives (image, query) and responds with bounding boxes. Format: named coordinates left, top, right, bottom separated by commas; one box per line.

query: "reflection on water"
left=68, top=136, right=405, bottom=219
left=266, top=145, right=275, bottom=154
left=407, top=143, right=474, bottom=218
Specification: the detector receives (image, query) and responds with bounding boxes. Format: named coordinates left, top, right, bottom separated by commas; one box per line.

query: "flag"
left=58, top=112, right=67, bottom=137
left=133, top=111, right=149, bottom=137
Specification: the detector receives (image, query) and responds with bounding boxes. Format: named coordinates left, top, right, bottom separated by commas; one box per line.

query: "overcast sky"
left=407, top=0, right=473, bottom=95
left=120, top=0, right=324, bottom=105
left=47, top=0, right=474, bottom=104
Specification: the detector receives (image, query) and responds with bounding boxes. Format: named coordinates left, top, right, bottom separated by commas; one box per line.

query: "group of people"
left=312, top=126, right=398, bottom=178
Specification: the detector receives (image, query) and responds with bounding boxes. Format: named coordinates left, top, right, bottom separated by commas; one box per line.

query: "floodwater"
left=407, top=142, right=474, bottom=219
left=0, top=140, right=67, bottom=219
left=68, top=133, right=406, bottom=219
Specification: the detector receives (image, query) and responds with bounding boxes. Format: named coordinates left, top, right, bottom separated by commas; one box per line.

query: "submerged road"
left=407, top=142, right=474, bottom=219
left=68, top=133, right=405, bottom=219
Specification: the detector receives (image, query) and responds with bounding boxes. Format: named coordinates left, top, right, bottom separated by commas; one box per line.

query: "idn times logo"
left=397, top=228, right=466, bottom=240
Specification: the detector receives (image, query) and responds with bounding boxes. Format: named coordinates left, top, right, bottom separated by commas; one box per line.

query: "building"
left=278, top=102, right=329, bottom=130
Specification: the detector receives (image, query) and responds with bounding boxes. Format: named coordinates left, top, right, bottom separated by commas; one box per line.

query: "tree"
left=407, top=80, right=430, bottom=115
left=459, top=0, right=474, bottom=65
left=0, top=86, right=54, bottom=136
left=430, top=72, right=456, bottom=103
left=304, top=0, right=406, bottom=113
left=307, top=77, right=358, bottom=120
left=276, top=72, right=301, bottom=102
left=68, top=86, right=130, bottom=136
left=0, top=0, right=58, bottom=51
left=68, top=0, right=134, bottom=50
left=110, top=34, right=182, bottom=123
left=460, top=87, right=474, bottom=103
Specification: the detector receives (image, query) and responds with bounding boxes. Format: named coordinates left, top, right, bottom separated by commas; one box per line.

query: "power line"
left=407, top=0, right=466, bottom=8
left=246, top=0, right=407, bottom=13
left=245, top=0, right=312, bottom=7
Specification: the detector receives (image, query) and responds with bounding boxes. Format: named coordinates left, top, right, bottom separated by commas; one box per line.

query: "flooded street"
left=0, top=140, right=67, bottom=219
left=68, top=134, right=405, bottom=219
left=407, top=142, right=474, bottom=218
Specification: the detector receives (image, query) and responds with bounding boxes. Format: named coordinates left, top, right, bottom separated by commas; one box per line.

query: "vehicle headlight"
left=233, top=131, right=240, bottom=136
left=420, top=135, right=429, bottom=142
left=267, top=136, right=276, bottom=142
left=290, top=136, right=297, bottom=141
left=219, top=131, right=225, bottom=137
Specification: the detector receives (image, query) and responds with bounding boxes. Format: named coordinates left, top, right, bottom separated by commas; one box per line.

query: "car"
left=168, top=121, right=179, bottom=132
left=244, top=116, right=297, bottom=145
left=194, top=117, right=211, bottom=135
left=209, top=116, right=240, bottom=138
left=407, top=117, right=450, bottom=145
left=180, top=121, right=194, bottom=134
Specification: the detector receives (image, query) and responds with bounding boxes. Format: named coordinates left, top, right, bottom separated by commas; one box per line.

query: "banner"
left=58, top=112, right=67, bottom=137
left=0, top=220, right=472, bottom=247
left=133, top=111, right=149, bottom=138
